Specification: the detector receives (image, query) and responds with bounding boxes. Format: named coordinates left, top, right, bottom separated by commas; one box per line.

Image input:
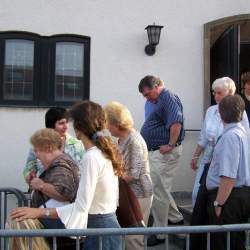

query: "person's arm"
left=64, top=136, right=85, bottom=164
left=190, top=144, right=204, bottom=170
left=159, top=92, right=184, bottom=154
left=30, top=178, right=68, bottom=202
left=10, top=154, right=98, bottom=226
left=23, top=148, right=38, bottom=184
left=10, top=207, right=59, bottom=221
left=160, top=123, right=182, bottom=154
left=123, top=175, right=134, bottom=182
left=56, top=154, right=100, bottom=229
left=214, top=176, right=235, bottom=217
left=213, top=132, right=240, bottom=217
left=30, top=159, right=79, bottom=202
left=190, top=107, right=213, bottom=170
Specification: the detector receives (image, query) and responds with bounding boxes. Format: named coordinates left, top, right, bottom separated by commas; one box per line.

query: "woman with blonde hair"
left=105, top=101, right=153, bottom=250
left=11, top=101, right=124, bottom=250
left=8, top=219, right=49, bottom=250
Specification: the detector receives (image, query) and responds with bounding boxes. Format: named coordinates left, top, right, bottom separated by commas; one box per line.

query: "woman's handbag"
left=116, top=178, right=145, bottom=227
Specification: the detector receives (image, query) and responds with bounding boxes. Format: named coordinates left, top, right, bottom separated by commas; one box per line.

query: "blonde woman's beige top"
left=119, top=130, right=153, bottom=198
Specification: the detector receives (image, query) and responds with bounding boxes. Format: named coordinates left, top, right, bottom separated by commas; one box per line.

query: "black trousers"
left=207, top=187, right=250, bottom=250
left=190, top=182, right=250, bottom=250
left=189, top=164, right=210, bottom=250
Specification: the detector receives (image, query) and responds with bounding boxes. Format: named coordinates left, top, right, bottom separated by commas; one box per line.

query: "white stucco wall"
left=0, top=0, right=250, bottom=191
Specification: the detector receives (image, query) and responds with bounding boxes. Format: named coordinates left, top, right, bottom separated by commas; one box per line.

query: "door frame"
left=203, top=14, right=250, bottom=112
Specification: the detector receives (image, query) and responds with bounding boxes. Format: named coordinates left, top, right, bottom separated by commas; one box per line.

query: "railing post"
left=76, top=236, right=80, bottom=250
left=227, top=232, right=230, bottom=250
left=186, top=233, right=190, bottom=250
left=3, top=192, right=7, bottom=250
left=122, top=235, right=126, bottom=250
left=164, top=234, right=169, bottom=250
left=53, top=236, right=57, bottom=250
left=144, top=235, right=147, bottom=250
left=28, top=237, right=32, bottom=250
left=207, top=232, right=210, bottom=250
left=98, top=236, right=103, bottom=250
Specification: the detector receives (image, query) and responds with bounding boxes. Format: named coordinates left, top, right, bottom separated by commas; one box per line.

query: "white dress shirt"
left=56, top=146, right=119, bottom=229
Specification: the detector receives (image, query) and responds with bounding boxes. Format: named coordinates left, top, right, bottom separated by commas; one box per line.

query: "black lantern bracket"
left=145, top=24, right=164, bottom=56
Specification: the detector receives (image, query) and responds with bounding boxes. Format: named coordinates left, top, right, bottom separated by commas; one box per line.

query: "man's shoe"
left=168, top=219, right=184, bottom=226
left=147, top=235, right=165, bottom=246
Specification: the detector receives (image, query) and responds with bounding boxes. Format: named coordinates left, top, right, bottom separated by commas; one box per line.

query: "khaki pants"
left=125, top=196, right=153, bottom=250
left=149, top=145, right=183, bottom=237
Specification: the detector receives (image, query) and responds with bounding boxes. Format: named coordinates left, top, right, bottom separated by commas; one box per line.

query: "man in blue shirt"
left=204, top=94, right=250, bottom=250
left=139, top=75, right=185, bottom=246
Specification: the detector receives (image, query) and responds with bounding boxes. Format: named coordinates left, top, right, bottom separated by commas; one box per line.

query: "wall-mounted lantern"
left=145, top=24, right=164, bottom=56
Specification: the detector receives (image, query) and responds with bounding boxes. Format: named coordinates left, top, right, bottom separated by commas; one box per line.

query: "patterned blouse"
left=31, top=153, right=80, bottom=208
left=23, top=133, right=85, bottom=179
left=119, top=130, right=153, bottom=198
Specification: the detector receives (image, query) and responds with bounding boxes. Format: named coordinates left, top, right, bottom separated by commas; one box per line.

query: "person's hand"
left=10, top=207, right=43, bottom=221
left=25, top=171, right=37, bottom=184
left=30, top=178, right=45, bottom=191
left=190, top=157, right=199, bottom=170
left=122, top=174, right=133, bottom=183
left=159, top=145, right=173, bottom=154
left=215, top=207, right=222, bottom=217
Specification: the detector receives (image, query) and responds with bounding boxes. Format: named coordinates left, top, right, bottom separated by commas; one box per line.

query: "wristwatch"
left=168, top=143, right=175, bottom=148
left=44, top=209, right=50, bottom=218
left=213, top=200, right=223, bottom=208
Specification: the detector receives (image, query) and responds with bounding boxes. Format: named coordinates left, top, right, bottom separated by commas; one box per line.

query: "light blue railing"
left=1, top=224, right=250, bottom=250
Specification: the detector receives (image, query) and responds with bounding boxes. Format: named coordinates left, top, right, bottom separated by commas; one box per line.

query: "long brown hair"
left=70, top=101, right=124, bottom=177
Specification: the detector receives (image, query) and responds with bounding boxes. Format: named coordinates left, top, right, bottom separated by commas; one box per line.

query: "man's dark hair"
left=219, top=95, right=245, bottom=124
left=138, top=75, right=164, bottom=93
left=45, top=107, right=69, bottom=128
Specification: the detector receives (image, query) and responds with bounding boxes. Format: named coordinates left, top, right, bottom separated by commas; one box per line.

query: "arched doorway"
left=204, top=14, right=250, bottom=109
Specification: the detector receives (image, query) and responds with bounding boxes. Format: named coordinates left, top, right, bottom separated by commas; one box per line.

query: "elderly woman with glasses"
left=190, top=77, right=249, bottom=206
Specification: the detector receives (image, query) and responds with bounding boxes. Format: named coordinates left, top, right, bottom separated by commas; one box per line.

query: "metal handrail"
left=1, top=224, right=250, bottom=250
left=0, top=187, right=29, bottom=249
left=0, top=187, right=28, bottom=207
left=1, top=224, right=250, bottom=237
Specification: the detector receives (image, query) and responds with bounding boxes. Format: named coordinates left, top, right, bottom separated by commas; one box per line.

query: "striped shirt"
left=141, top=89, right=185, bottom=150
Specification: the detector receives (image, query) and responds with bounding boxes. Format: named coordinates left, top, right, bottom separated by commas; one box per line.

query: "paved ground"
left=147, top=192, right=191, bottom=250
left=146, top=234, right=185, bottom=250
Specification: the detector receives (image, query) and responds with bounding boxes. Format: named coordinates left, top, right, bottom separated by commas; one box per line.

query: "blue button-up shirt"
left=206, top=123, right=250, bottom=190
left=141, top=89, right=185, bottom=150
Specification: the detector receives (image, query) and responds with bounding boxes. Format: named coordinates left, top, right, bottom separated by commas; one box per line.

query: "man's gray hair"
left=138, top=75, right=164, bottom=93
